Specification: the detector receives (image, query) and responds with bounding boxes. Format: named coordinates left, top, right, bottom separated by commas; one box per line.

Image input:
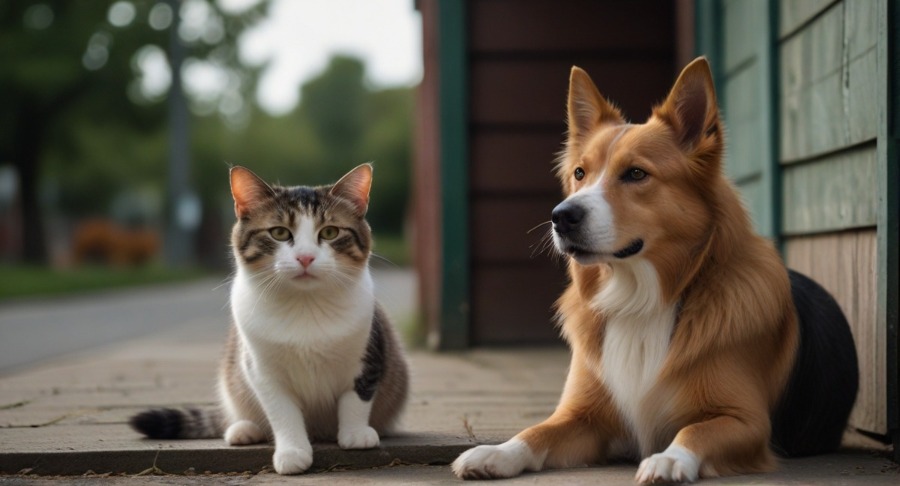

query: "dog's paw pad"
left=338, top=426, right=380, bottom=449
left=451, top=439, right=538, bottom=479
left=224, top=420, right=266, bottom=445
left=272, top=446, right=313, bottom=475
left=636, top=445, right=700, bottom=484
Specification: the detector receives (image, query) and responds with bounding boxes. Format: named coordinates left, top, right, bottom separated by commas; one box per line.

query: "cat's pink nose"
left=297, top=255, right=315, bottom=268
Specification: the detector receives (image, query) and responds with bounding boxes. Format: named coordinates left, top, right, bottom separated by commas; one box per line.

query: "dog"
left=452, top=57, right=859, bottom=483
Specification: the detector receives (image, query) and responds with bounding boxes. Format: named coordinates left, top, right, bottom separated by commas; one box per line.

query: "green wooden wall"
left=696, top=0, right=898, bottom=441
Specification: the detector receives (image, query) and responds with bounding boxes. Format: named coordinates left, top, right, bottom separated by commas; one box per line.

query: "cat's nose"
left=297, top=255, right=315, bottom=268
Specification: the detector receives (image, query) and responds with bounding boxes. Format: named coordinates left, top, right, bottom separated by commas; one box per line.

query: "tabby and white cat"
left=130, top=164, right=410, bottom=475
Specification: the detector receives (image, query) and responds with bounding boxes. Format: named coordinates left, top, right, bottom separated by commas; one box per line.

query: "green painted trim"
left=767, top=0, right=784, bottom=254
left=694, top=0, right=724, bottom=96
left=877, top=0, right=900, bottom=459
left=437, top=0, right=469, bottom=350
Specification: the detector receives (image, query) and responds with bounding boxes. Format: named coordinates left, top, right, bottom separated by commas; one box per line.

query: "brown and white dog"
left=452, top=58, right=858, bottom=482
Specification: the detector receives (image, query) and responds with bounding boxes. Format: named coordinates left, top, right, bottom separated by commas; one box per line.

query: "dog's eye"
left=574, top=167, right=585, bottom=181
left=623, top=168, right=647, bottom=182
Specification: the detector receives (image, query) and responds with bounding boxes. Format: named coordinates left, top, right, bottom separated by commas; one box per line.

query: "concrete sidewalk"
left=0, top=271, right=897, bottom=484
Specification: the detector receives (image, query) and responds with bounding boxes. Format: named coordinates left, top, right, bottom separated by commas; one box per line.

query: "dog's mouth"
left=561, top=238, right=644, bottom=263
left=612, top=239, right=644, bottom=259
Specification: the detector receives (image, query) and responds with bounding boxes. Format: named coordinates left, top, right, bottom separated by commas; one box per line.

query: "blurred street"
left=0, top=267, right=417, bottom=375
left=0, top=278, right=229, bottom=375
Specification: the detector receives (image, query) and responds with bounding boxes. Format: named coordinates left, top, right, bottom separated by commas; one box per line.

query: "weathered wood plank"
left=722, top=0, right=764, bottom=72
left=731, top=178, right=771, bottom=238
left=469, top=59, right=673, bottom=126
left=780, top=3, right=844, bottom=98
left=723, top=60, right=763, bottom=182
left=471, top=196, right=561, bottom=263
left=781, top=145, right=877, bottom=234
left=780, top=0, right=878, bottom=161
left=471, top=262, right=568, bottom=345
left=845, top=0, right=879, bottom=59
left=471, top=131, right=564, bottom=196
left=780, top=48, right=877, bottom=161
left=780, top=0, right=840, bottom=38
left=469, top=0, right=674, bottom=54
left=785, top=230, right=884, bottom=433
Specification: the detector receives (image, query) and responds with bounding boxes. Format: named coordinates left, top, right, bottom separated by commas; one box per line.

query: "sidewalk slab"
left=0, top=319, right=566, bottom=476
left=0, top=269, right=896, bottom=483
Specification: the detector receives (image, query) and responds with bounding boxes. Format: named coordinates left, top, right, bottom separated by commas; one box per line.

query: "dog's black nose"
left=552, top=202, right=584, bottom=235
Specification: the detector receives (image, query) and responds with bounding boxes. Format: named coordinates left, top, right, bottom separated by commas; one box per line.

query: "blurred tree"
left=0, top=0, right=265, bottom=262
left=298, top=56, right=367, bottom=177
left=205, top=55, right=414, bottom=236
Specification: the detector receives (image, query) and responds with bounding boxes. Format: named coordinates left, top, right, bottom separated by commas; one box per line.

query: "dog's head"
left=552, top=57, right=724, bottom=271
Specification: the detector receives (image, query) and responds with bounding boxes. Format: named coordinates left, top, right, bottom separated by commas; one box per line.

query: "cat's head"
left=229, top=164, right=373, bottom=290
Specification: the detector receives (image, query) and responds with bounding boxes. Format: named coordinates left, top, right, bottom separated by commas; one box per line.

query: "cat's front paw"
left=272, top=446, right=313, bottom=475
left=452, top=439, right=538, bottom=479
left=224, top=420, right=266, bottom=445
left=338, top=425, right=380, bottom=449
left=636, top=445, right=700, bottom=484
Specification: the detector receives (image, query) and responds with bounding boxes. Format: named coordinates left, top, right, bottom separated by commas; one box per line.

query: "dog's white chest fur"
left=592, top=259, right=676, bottom=451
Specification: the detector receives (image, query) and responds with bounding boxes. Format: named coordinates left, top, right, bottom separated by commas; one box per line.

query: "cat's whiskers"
left=369, top=252, right=395, bottom=267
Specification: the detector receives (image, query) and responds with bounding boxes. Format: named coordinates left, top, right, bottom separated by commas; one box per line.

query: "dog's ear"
left=567, top=66, right=624, bottom=147
left=655, top=57, right=723, bottom=168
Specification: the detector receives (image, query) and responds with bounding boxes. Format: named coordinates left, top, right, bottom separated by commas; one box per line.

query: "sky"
left=219, top=0, right=423, bottom=115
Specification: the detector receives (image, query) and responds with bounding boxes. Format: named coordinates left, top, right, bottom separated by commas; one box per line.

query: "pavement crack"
left=0, top=399, right=31, bottom=410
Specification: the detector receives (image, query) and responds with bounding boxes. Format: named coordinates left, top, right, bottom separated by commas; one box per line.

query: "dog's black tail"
left=770, top=270, right=859, bottom=457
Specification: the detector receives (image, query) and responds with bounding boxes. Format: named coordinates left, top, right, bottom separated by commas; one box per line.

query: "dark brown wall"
left=467, top=0, right=679, bottom=345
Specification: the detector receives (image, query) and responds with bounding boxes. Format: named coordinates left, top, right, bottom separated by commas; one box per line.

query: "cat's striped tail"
left=129, top=407, right=222, bottom=439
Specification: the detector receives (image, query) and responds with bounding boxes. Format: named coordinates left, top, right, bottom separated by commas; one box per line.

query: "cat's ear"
left=230, top=166, right=274, bottom=218
left=330, top=163, right=372, bottom=215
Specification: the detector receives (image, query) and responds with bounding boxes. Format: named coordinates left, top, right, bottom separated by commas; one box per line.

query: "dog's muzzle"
left=551, top=201, right=644, bottom=260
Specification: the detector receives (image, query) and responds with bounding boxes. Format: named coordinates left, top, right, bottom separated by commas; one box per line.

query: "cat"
left=129, top=163, right=410, bottom=475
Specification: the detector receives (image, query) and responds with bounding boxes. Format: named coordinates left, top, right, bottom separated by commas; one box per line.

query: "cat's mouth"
left=292, top=271, right=317, bottom=280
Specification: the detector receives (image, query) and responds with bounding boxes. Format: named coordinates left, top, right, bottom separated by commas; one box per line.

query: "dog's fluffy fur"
left=452, top=58, right=859, bottom=482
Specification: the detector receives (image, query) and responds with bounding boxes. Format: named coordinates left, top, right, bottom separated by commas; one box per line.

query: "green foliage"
left=195, top=55, right=415, bottom=238
left=0, top=263, right=211, bottom=301
left=1, top=1, right=413, bottom=265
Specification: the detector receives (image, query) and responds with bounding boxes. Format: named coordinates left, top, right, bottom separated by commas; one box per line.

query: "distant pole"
left=165, top=0, right=192, bottom=267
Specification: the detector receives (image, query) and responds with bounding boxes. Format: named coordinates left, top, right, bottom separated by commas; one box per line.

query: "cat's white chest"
left=230, top=267, right=375, bottom=403
left=230, top=268, right=375, bottom=347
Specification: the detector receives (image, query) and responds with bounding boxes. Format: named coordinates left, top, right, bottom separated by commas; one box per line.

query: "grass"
left=0, top=264, right=212, bottom=301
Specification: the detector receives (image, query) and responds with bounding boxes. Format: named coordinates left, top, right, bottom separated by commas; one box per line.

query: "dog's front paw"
left=636, top=445, right=700, bottom=483
left=338, top=425, right=380, bottom=449
left=452, top=439, right=540, bottom=480
left=272, top=446, right=313, bottom=475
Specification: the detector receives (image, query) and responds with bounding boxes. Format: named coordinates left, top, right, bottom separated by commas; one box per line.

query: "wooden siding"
left=785, top=231, right=882, bottom=433
left=466, top=0, right=677, bottom=344
left=780, top=0, right=878, bottom=163
left=717, top=0, right=778, bottom=238
left=778, top=0, right=884, bottom=433
left=782, top=143, right=878, bottom=234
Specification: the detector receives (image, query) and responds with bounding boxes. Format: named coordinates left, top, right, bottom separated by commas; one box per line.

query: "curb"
left=0, top=436, right=479, bottom=476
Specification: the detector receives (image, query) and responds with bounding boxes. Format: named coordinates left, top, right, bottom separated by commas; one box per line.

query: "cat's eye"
left=320, top=226, right=340, bottom=240
left=269, top=227, right=292, bottom=241
left=574, top=167, right=585, bottom=181
left=622, top=167, right=647, bottom=182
